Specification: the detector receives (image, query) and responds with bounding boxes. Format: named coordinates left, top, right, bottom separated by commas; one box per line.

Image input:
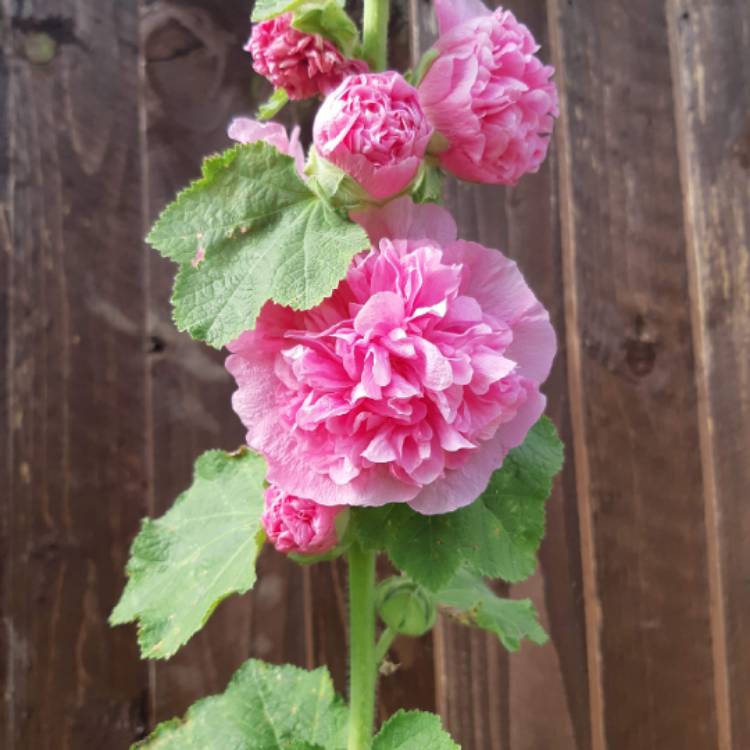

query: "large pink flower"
left=247, top=13, right=367, bottom=100
left=262, top=485, right=343, bottom=555
left=226, top=198, right=555, bottom=515
left=419, top=0, right=558, bottom=185
left=313, top=72, right=433, bottom=200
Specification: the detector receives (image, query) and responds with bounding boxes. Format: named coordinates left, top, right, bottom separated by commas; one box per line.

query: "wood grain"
left=1, top=1, right=149, bottom=747
left=549, top=0, right=721, bottom=746
left=668, top=2, right=750, bottom=748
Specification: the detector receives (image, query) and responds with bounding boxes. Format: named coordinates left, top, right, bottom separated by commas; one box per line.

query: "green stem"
left=362, top=0, right=390, bottom=72
left=347, top=544, right=378, bottom=750
left=374, top=627, right=397, bottom=666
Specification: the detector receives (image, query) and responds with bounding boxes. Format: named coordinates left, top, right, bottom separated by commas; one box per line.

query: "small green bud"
left=376, top=577, right=437, bottom=637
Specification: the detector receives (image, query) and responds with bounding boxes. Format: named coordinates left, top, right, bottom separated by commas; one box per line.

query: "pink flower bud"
left=262, top=485, right=343, bottom=555
left=419, top=0, right=558, bottom=185
left=247, top=13, right=368, bottom=101
left=313, top=71, right=433, bottom=200
left=228, top=117, right=306, bottom=177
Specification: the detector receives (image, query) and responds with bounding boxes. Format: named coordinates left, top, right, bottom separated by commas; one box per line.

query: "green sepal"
left=437, top=569, right=548, bottom=652
left=132, top=660, right=348, bottom=749
left=252, top=0, right=314, bottom=22
left=258, top=88, right=289, bottom=121
left=306, top=146, right=373, bottom=209
left=411, top=160, right=445, bottom=204
left=292, top=1, right=359, bottom=56
left=110, top=449, right=268, bottom=660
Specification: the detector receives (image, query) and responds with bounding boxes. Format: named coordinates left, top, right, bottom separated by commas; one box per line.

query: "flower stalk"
left=347, top=544, right=378, bottom=750
left=362, top=0, right=390, bottom=71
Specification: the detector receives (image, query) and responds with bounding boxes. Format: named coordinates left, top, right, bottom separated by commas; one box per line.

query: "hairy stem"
left=347, top=544, right=378, bottom=750
left=362, top=0, right=390, bottom=71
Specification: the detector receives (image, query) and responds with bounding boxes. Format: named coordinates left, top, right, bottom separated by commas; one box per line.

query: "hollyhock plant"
left=116, top=3, right=565, bottom=747
left=226, top=198, right=555, bottom=515
left=262, top=485, right=343, bottom=555
left=419, top=0, right=559, bottom=185
left=247, top=12, right=368, bottom=100
left=313, top=72, right=433, bottom=200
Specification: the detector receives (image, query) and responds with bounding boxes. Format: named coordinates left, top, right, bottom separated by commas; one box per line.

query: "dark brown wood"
left=549, top=0, right=723, bottom=746
left=0, top=2, right=149, bottom=747
left=668, top=3, right=750, bottom=748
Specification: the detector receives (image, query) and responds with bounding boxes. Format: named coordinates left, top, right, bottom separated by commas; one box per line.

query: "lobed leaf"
left=110, top=449, right=267, bottom=659
left=147, top=142, right=369, bottom=348
left=292, top=1, right=359, bottom=55
left=373, top=711, right=460, bottom=750
left=133, top=660, right=348, bottom=749
left=352, top=417, right=564, bottom=591
left=437, top=569, right=548, bottom=652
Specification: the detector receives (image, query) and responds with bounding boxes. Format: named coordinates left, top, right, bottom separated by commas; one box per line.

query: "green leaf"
left=258, top=88, right=289, bottom=121
left=110, top=449, right=267, bottom=659
left=134, top=660, right=348, bottom=749
left=460, top=415, right=564, bottom=582
left=353, top=417, right=563, bottom=590
left=251, top=0, right=305, bottom=22
left=251, top=0, right=344, bottom=23
left=147, top=144, right=309, bottom=266
left=437, top=569, right=548, bottom=652
left=292, top=1, right=359, bottom=55
left=353, top=504, right=468, bottom=591
left=147, top=142, right=369, bottom=348
left=373, top=711, right=460, bottom=750
left=411, top=162, right=444, bottom=204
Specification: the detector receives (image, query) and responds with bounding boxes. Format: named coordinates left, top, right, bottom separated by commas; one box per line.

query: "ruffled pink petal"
left=434, top=0, right=492, bottom=34
left=313, top=72, right=432, bottom=200
left=351, top=195, right=458, bottom=246
left=226, top=200, right=556, bottom=516
left=228, top=117, right=305, bottom=177
left=408, top=386, right=546, bottom=515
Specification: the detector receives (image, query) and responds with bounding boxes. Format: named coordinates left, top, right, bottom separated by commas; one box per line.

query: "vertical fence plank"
left=1, top=1, right=149, bottom=747
left=548, top=0, right=721, bottom=747
left=409, top=1, right=591, bottom=747
left=668, top=2, right=750, bottom=748
left=139, top=0, right=309, bottom=725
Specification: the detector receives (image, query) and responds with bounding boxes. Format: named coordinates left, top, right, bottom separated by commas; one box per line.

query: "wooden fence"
left=1, top=0, right=748, bottom=748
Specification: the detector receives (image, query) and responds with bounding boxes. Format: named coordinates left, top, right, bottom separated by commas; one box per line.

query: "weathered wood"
left=548, top=0, right=721, bottom=747
left=139, top=0, right=309, bottom=724
left=668, top=3, right=750, bottom=748
left=0, top=1, right=149, bottom=747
